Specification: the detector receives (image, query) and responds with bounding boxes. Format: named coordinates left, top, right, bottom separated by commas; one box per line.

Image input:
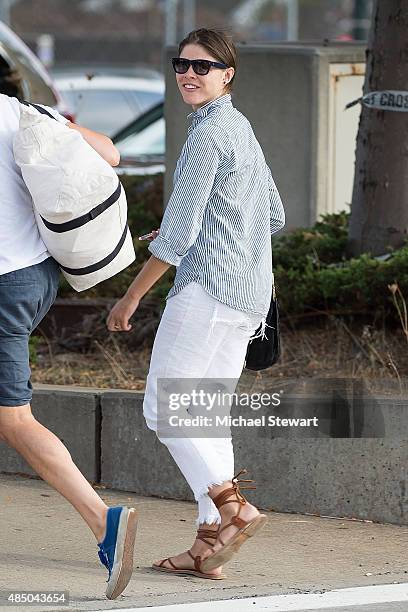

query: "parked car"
left=54, top=74, right=164, bottom=137
left=0, top=20, right=72, bottom=119
left=112, top=101, right=165, bottom=176
left=51, top=63, right=164, bottom=81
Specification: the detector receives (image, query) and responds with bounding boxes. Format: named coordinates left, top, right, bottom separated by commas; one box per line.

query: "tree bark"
left=348, top=0, right=408, bottom=256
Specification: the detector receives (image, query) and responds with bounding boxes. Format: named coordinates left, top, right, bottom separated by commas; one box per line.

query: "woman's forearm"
left=126, top=255, right=172, bottom=303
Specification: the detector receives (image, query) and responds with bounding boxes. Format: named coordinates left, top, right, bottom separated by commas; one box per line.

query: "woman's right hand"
left=107, top=294, right=140, bottom=332
left=139, top=228, right=160, bottom=241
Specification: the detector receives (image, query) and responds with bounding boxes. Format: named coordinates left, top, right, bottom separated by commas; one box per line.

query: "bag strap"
left=41, top=180, right=122, bottom=234
left=21, top=100, right=56, bottom=120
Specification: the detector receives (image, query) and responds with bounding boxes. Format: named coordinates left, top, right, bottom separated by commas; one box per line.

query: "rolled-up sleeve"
left=267, top=164, right=285, bottom=234
left=148, top=125, right=225, bottom=266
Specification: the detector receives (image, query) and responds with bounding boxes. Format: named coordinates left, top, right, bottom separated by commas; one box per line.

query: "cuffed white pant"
left=142, top=281, right=262, bottom=526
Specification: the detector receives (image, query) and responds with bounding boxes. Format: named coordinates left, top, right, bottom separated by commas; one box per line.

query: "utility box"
left=164, top=43, right=366, bottom=231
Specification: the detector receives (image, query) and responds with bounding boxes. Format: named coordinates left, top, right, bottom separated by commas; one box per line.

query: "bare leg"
left=0, top=404, right=108, bottom=542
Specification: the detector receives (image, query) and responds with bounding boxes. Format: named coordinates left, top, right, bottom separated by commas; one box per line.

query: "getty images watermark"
left=156, top=378, right=319, bottom=438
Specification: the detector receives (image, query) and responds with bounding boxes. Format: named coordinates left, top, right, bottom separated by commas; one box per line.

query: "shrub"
left=272, top=210, right=349, bottom=271
left=273, top=212, right=408, bottom=323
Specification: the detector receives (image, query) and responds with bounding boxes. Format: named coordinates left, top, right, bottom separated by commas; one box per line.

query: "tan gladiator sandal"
left=200, top=469, right=268, bottom=572
left=152, top=527, right=226, bottom=580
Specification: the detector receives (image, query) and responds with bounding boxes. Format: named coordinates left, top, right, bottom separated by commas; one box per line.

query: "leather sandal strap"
left=216, top=492, right=248, bottom=538
left=233, top=468, right=248, bottom=480
left=233, top=469, right=257, bottom=491
left=212, top=470, right=257, bottom=510
left=205, top=470, right=257, bottom=552
left=197, top=528, right=218, bottom=539
left=230, top=515, right=248, bottom=529
left=233, top=468, right=256, bottom=486
left=187, top=549, right=202, bottom=572
left=212, top=486, right=242, bottom=510
left=196, top=528, right=219, bottom=546
left=161, top=557, right=178, bottom=570
left=217, top=513, right=248, bottom=538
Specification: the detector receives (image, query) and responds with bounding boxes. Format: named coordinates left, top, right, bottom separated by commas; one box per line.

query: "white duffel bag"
left=13, top=102, right=135, bottom=292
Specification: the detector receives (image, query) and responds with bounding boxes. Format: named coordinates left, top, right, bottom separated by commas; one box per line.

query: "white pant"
left=143, top=281, right=262, bottom=525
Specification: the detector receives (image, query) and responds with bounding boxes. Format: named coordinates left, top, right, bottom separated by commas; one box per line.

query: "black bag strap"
left=59, top=223, right=129, bottom=276
left=41, top=180, right=122, bottom=233
left=20, top=101, right=124, bottom=234
left=21, top=100, right=56, bottom=120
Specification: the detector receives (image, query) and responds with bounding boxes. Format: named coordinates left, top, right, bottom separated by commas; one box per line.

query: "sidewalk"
left=1, top=473, right=407, bottom=611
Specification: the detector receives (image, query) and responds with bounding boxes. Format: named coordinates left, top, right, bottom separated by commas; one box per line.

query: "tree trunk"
left=348, top=0, right=408, bottom=256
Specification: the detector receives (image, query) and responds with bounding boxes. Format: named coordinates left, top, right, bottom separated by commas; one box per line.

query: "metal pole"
left=182, top=0, right=195, bottom=37
left=165, top=0, right=178, bottom=47
left=287, top=0, right=299, bottom=41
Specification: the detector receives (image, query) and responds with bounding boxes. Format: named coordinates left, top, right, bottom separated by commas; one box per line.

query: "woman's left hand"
left=106, top=294, right=139, bottom=332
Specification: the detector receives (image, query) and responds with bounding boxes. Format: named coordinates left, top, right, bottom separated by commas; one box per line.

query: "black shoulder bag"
left=244, top=282, right=280, bottom=371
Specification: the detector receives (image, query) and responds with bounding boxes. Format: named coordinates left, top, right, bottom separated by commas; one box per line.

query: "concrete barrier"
left=100, top=390, right=193, bottom=500
left=0, top=381, right=406, bottom=525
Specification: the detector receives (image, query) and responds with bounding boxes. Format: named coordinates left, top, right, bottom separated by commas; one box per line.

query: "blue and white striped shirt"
left=148, top=93, right=285, bottom=317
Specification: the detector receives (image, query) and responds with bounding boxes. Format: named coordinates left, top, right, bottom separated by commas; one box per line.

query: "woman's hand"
left=149, top=228, right=160, bottom=240
left=106, top=294, right=139, bottom=332
left=139, top=228, right=160, bottom=241
left=106, top=251, right=170, bottom=333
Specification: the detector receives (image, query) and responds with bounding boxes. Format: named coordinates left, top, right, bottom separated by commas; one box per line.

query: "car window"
left=0, top=23, right=54, bottom=87
left=127, top=90, right=163, bottom=113
left=116, top=117, right=165, bottom=158
left=62, top=89, right=139, bottom=136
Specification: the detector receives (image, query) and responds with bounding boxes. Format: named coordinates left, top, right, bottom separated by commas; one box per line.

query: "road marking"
left=102, top=582, right=408, bottom=611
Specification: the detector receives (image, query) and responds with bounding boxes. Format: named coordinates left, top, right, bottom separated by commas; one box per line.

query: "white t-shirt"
left=0, top=94, right=69, bottom=275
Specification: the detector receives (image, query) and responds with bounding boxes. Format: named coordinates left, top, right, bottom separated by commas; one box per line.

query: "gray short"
left=0, top=257, right=60, bottom=407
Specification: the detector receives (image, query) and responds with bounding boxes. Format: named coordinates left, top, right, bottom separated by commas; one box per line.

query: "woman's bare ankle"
left=207, top=481, right=233, bottom=500
left=220, top=500, right=259, bottom=523
left=93, top=505, right=109, bottom=543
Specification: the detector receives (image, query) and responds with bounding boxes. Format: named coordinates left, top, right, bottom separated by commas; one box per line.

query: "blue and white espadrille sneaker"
left=97, top=506, right=138, bottom=599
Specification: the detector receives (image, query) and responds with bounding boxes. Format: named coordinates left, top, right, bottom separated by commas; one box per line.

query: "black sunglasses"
left=172, top=57, right=228, bottom=76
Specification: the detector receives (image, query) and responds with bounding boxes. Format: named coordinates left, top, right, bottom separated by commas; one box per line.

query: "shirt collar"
left=187, top=94, right=232, bottom=133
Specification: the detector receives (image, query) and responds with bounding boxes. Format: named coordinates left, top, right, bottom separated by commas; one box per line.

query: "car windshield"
left=116, top=117, right=165, bottom=158
left=0, top=22, right=54, bottom=87
left=60, top=88, right=162, bottom=136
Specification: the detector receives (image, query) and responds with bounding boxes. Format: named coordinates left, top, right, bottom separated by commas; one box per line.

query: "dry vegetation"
left=31, top=315, right=408, bottom=395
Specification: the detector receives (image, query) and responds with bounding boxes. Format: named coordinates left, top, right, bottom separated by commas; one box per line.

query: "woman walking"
left=107, top=28, right=285, bottom=578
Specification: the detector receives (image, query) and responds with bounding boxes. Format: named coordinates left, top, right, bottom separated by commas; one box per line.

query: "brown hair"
left=178, top=28, right=237, bottom=93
